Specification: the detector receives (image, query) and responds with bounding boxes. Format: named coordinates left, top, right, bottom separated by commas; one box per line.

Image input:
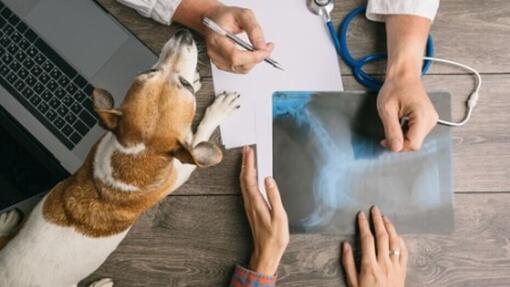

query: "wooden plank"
left=175, top=74, right=510, bottom=195
left=80, top=193, right=510, bottom=287
left=97, top=0, right=510, bottom=77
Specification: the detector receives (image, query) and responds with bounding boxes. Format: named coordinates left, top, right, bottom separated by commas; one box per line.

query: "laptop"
left=0, top=0, right=157, bottom=210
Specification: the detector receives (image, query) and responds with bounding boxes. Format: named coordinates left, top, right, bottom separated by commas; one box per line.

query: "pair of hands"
left=202, top=6, right=437, bottom=152
left=240, top=146, right=408, bottom=286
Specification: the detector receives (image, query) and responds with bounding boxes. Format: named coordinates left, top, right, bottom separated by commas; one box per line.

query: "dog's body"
left=0, top=30, right=239, bottom=286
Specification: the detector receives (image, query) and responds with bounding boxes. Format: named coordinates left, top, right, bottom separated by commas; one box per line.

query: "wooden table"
left=81, top=1, right=510, bottom=286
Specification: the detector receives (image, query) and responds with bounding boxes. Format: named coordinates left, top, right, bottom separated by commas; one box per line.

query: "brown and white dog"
left=0, top=30, right=240, bottom=286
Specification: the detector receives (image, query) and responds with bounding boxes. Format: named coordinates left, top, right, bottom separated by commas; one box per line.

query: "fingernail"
left=380, top=139, right=387, bottom=148
left=372, top=205, right=379, bottom=214
left=390, top=138, right=402, bottom=151
left=383, top=216, right=389, bottom=224
left=265, top=177, right=274, bottom=188
left=343, top=242, right=350, bottom=252
left=358, top=211, right=365, bottom=219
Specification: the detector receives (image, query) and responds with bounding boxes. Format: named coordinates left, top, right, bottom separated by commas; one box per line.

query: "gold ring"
left=389, top=248, right=401, bottom=257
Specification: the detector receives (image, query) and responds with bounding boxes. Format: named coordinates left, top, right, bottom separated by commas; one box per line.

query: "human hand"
left=377, top=73, right=439, bottom=152
left=342, top=206, right=408, bottom=287
left=203, top=5, right=273, bottom=74
left=240, top=146, right=289, bottom=275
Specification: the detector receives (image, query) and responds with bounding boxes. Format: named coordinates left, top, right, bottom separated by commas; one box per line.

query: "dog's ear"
left=92, top=88, right=122, bottom=131
left=173, top=141, right=223, bottom=167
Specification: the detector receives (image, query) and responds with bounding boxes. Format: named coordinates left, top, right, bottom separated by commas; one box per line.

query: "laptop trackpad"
left=25, top=0, right=129, bottom=78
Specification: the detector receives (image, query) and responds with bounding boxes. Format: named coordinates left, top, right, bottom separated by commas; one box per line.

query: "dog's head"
left=92, top=30, right=221, bottom=167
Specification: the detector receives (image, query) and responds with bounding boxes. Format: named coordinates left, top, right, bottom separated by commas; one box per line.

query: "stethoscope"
left=306, top=0, right=482, bottom=127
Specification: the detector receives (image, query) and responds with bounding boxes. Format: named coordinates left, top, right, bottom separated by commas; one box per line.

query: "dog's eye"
left=179, top=76, right=195, bottom=94
left=138, top=68, right=159, bottom=76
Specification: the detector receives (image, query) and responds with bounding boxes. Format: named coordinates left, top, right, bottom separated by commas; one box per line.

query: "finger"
left=207, top=49, right=232, bottom=72
left=371, top=206, right=389, bottom=263
left=240, top=146, right=258, bottom=198
left=403, top=112, right=436, bottom=151
left=378, top=102, right=404, bottom=152
left=264, top=177, right=286, bottom=219
left=232, top=43, right=274, bottom=73
left=234, top=63, right=256, bottom=74
left=229, top=49, right=270, bottom=68
left=383, top=215, right=401, bottom=265
left=240, top=147, right=267, bottom=210
left=400, top=236, right=408, bottom=268
left=358, top=211, right=377, bottom=264
left=342, top=242, right=359, bottom=287
left=236, top=9, right=267, bottom=49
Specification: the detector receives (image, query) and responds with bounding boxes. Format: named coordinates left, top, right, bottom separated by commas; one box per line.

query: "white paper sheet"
left=210, top=0, right=344, bottom=190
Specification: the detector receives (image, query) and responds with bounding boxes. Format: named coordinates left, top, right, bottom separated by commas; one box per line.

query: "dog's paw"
left=203, top=91, right=240, bottom=126
left=89, top=278, right=114, bottom=287
left=193, top=71, right=202, bottom=93
left=0, top=209, right=21, bottom=237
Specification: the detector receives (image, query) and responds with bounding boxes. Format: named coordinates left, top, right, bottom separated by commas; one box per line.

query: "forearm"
left=385, top=15, right=431, bottom=80
left=173, top=0, right=223, bottom=33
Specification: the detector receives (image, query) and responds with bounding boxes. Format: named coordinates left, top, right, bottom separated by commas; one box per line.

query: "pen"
left=202, top=17, right=284, bottom=71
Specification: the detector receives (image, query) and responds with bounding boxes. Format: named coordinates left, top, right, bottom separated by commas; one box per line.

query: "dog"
left=0, top=30, right=240, bottom=287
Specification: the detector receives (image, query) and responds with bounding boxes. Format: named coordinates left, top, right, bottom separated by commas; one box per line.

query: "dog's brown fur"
left=40, top=33, right=213, bottom=238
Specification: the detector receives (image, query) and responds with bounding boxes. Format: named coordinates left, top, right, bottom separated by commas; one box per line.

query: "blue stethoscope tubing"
left=328, top=6, right=434, bottom=91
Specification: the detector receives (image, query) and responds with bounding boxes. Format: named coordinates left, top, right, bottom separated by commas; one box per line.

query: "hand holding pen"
left=201, top=5, right=282, bottom=73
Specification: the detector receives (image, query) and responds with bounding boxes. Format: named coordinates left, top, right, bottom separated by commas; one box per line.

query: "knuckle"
left=360, top=262, right=374, bottom=274
left=361, top=234, right=374, bottom=244
left=228, top=53, right=238, bottom=65
left=241, top=8, right=255, bottom=18
left=379, top=102, right=396, bottom=117
left=376, top=232, right=389, bottom=242
left=206, top=50, right=213, bottom=59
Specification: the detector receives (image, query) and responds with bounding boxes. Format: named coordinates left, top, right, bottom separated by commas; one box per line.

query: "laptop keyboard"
left=0, top=2, right=98, bottom=149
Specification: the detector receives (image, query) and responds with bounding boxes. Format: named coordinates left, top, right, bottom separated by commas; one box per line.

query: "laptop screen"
left=0, top=105, right=68, bottom=211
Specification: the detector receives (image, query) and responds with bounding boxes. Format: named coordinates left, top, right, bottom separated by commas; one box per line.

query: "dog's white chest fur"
left=0, top=196, right=129, bottom=287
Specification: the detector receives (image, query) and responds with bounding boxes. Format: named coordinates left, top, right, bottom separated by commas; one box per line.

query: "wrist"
left=386, top=56, right=422, bottom=82
left=248, top=251, right=282, bottom=276
left=199, top=2, right=226, bottom=33
left=173, top=0, right=223, bottom=33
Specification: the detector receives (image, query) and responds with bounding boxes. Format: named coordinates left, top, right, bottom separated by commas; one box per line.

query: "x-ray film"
left=272, top=91, right=454, bottom=234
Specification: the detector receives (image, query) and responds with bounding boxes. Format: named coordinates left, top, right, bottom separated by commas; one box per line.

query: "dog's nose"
left=174, top=29, right=194, bottom=46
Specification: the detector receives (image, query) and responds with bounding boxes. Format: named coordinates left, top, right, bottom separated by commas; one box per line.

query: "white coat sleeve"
left=116, top=0, right=182, bottom=25
left=366, top=0, right=439, bottom=22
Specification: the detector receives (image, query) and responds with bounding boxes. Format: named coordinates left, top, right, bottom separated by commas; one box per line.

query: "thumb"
left=237, top=9, right=267, bottom=50
left=379, top=105, right=404, bottom=152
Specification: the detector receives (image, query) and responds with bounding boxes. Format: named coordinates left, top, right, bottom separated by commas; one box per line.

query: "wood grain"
left=77, top=1, right=510, bottom=286
left=80, top=193, right=510, bottom=287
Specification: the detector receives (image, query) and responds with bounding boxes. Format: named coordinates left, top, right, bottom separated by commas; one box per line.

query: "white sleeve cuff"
left=116, top=0, right=182, bottom=26
left=366, top=0, right=439, bottom=22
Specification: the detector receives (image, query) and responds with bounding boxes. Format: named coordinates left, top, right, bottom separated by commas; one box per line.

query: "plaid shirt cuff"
left=229, top=265, right=277, bottom=287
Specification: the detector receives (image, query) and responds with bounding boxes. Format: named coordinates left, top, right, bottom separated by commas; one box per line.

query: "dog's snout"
left=174, top=29, right=194, bottom=46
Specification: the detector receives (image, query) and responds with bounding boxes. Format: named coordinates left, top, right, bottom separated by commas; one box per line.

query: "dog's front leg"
left=172, top=92, right=240, bottom=189
left=192, top=91, right=240, bottom=146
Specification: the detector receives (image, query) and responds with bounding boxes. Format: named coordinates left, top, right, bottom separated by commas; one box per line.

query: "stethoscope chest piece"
left=307, top=0, right=334, bottom=21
